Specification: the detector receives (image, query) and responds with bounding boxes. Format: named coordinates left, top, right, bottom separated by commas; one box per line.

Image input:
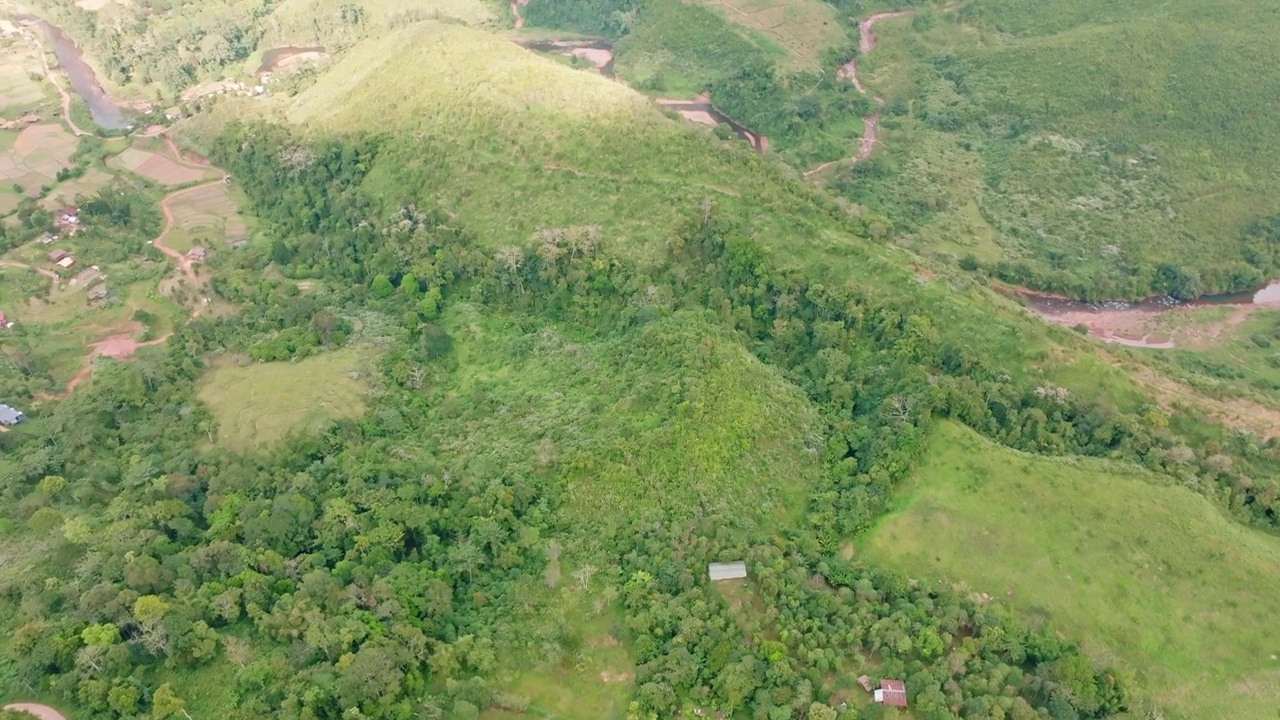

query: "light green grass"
left=854, top=0, right=1280, bottom=296
left=694, top=0, right=847, bottom=72
left=196, top=348, right=368, bottom=450
left=863, top=421, right=1280, bottom=720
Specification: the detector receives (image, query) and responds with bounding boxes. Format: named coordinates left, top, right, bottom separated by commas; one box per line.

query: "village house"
left=186, top=246, right=207, bottom=261
left=71, top=267, right=101, bottom=286
left=38, top=233, right=58, bottom=245
left=0, top=403, right=25, bottom=426
left=87, top=284, right=108, bottom=303
left=874, top=679, right=908, bottom=708
left=47, top=248, right=69, bottom=263
left=56, top=256, right=76, bottom=269
left=55, top=207, right=81, bottom=235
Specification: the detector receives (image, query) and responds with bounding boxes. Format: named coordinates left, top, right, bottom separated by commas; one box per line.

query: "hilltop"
left=1, top=3, right=1280, bottom=720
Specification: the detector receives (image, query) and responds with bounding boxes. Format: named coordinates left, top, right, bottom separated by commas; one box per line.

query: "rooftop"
left=708, top=561, right=747, bottom=581
left=0, top=404, right=25, bottom=425
left=874, top=679, right=908, bottom=708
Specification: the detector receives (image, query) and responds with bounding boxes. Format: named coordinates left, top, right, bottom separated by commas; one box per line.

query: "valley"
left=0, top=1, right=1277, bottom=720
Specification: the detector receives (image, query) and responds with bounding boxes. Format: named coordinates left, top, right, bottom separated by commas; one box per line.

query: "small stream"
left=20, top=16, right=131, bottom=130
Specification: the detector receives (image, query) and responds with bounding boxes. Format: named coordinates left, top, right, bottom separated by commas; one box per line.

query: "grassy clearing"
left=852, top=0, right=1280, bottom=297
left=196, top=348, right=369, bottom=451
left=260, top=0, right=495, bottom=47
left=863, top=421, right=1280, bottom=720
left=163, top=182, right=248, bottom=253
left=694, top=0, right=847, bottom=71
left=0, top=41, right=50, bottom=115
left=109, top=145, right=212, bottom=185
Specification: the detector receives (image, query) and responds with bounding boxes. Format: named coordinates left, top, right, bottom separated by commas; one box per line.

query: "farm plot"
left=110, top=145, right=212, bottom=185
left=0, top=44, right=50, bottom=114
left=0, top=123, right=75, bottom=197
left=695, top=0, right=847, bottom=70
left=163, top=182, right=248, bottom=253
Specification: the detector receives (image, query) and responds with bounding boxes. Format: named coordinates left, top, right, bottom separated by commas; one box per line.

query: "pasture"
left=196, top=348, right=369, bottom=451
left=863, top=421, right=1280, bottom=720
left=694, top=0, right=847, bottom=71
left=853, top=0, right=1280, bottom=298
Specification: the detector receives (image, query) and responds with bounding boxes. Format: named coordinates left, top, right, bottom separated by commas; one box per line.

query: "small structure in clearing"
left=38, top=233, right=58, bottom=245
left=71, top=267, right=101, bottom=286
left=47, top=248, right=69, bottom=263
left=708, top=561, right=747, bottom=581
left=55, top=206, right=81, bottom=235
left=56, top=256, right=75, bottom=269
left=874, top=679, right=908, bottom=708
left=187, top=246, right=206, bottom=261
left=0, top=403, right=26, bottom=426
left=857, top=675, right=874, bottom=692
left=86, top=283, right=108, bottom=303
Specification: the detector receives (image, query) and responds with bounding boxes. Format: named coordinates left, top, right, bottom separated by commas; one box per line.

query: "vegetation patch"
left=694, top=0, right=847, bottom=71
left=864, top=421, right=1280, bottom=720
left=850, top=0, right=1280, bottom=299
left=196, top=348, right=369, bottom=450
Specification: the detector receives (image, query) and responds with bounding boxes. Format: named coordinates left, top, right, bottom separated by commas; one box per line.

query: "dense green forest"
left=4, top=1, right=1280, bottom=718
left=6, top=111, right=1279, bottom=718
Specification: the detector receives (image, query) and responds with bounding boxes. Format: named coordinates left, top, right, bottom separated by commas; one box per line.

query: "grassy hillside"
left=850, top=0, right=1280, bottom=299
left=864, top=421, right=1280, bottom=720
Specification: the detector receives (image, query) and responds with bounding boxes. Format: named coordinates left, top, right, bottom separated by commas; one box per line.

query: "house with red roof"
left=874, top=679, right=908, bottom=708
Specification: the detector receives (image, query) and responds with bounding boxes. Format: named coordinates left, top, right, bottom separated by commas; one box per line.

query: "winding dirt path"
left=3, top=703, right=69, bottom=720
left=511, top=0, right=529, bottom=28
left=37, top=135, right=224, bottom=399
left=803, top=11, right=911, bottom=179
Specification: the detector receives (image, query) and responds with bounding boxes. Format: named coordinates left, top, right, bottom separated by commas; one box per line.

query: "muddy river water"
left=20, top=16, right=130, bottom=129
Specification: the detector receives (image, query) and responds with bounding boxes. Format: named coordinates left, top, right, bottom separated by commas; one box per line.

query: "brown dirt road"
left=511, top=0, right=529, bottom=28
left=37, top=135, right=225, bottom=399
left=3, top=703, right=68, bottom=720
left=802, top=11, right=909, bottom=179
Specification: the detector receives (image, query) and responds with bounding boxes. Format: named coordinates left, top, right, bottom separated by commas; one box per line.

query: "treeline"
left=41, top=0, right=278, bottom=92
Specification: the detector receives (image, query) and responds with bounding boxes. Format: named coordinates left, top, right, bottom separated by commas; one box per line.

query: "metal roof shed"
left=708, top=562, right=747, bottom=581
left=0, top=404, right=26, bottom=426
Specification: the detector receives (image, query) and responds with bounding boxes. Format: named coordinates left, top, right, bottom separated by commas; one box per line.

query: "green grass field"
left=863, top=421, right=1280, bottom=720
left=693, top=0, right=847, bottom=72
left=196, top=348, right=369, bottom=450
left=851, top=0, right=1280, bottom=298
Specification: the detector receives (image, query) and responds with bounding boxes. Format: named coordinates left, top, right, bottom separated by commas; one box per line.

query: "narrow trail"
left=38, top=134, right=223, bottom=400
left=803, top=10, right=912, bottom=179
left=3, top=703, right=69, bottom=720
left=511, top=0, right=529, bottom=28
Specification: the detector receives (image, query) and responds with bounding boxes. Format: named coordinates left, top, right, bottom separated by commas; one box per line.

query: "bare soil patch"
left=3, top=703, right=68, bottom=720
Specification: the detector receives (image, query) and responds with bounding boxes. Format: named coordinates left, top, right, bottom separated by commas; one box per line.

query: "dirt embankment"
left=802, top=11, right=910, bottom=179
left=3, top=703, right=69, bottom=720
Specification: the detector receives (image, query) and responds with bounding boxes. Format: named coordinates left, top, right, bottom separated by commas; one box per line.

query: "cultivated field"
left=196, top=348, right=369, bottom=451
left=110, top=145, right=212, bottom=185
left=694, top=0, right=847, bottom=71
left=864, top=421, right=1280, bottom=720
left=161, top=181, right=248, bottom=253
left=0, top=40, right=49, bottom=115
left=0, top=123, right=75, bottom=198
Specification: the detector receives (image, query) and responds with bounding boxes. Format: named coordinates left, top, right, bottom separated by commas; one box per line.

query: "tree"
left=152, top=683, right=191, bottom=719
left=372, top=274, right=395, bottom=298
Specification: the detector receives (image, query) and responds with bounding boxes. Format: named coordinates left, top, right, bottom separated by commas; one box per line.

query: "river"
left=20, top=16, right=130, bottom=130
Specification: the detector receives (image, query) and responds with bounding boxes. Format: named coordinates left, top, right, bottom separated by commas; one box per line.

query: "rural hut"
left=708, top=562, right=747, bottom=581
left=857, top=675, right=874, bottom=692
left=87, top=284, right=108, bottom=303
left=57, top=256, right=75, bottom=269
left=0, top=404, right=25, bottom=426
left=47, top=248, right=68, bottom=263
left=187, top=246, right=206, bottom=261
left=874, top=679, right=908, bottom=708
